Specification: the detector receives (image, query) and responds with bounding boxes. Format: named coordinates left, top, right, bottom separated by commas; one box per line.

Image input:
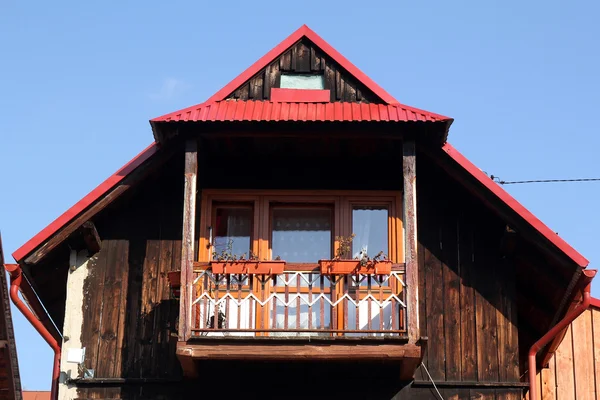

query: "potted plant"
left=319, top=234, right=392, bottom=275
left=210, top=240, right=285, bottom=275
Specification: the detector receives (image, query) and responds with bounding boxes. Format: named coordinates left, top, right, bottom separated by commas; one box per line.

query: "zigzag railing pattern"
left=191, top=269, right=407, bottom=337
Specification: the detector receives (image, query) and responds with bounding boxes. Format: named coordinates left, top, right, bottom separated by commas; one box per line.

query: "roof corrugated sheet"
left=151, top=100, right=451, bottom=124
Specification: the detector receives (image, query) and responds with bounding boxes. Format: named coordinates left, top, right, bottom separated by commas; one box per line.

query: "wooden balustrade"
left=189, top=265, right=407, bottom=337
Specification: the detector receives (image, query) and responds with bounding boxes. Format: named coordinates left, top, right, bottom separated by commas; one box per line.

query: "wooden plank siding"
left=226, top=38, right=379, bottom=103
left=78, top=154, right=184, bottom=379
left=525, top=307, right=600, bottom=400
left=414, top=150, right=521, bottom=389
left=68, top=142, right=529, bottom=399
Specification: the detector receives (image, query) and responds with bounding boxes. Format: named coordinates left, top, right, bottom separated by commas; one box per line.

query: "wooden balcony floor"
left=177, top=336, right=423, bottom=380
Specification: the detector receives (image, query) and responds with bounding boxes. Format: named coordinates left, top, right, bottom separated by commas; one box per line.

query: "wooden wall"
left=525, top=306, right=600, bottom=400
left=68, top=142, right=526, bottom=399
left=405, top=151, right=522, bottom=399
left=78, top=154, right=184, bottom=380
left=226, top=38, right=380, bottom=103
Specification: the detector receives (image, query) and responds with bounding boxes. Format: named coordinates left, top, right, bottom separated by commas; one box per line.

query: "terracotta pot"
left=319, top=259, right=392, bottom=275
left=210, top=261, right=285, bottom=275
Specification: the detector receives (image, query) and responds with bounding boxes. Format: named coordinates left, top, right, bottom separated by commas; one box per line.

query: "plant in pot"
left=210, top=239, right=285, bottom=275
left=319, top=234, right=392, bottom=275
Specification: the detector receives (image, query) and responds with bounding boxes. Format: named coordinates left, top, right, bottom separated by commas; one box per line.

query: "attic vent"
left=280, top=73, right=325, bottom=90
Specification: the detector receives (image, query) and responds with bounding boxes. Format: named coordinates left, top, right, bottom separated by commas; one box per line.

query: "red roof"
left=205, top=24, right=398, bottom=105
left=11, top=25, right=589, bottom=272
left=442, top=143, right=589, bottom=268
left=151, top=24, right=452, bottom=125
left=12, top=143, right=158, bottom=262
left=151, top=100, right=451, bottom=124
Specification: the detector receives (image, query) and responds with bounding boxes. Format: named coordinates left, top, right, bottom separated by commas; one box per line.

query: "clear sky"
left=1, top=0, right=599, bottom=390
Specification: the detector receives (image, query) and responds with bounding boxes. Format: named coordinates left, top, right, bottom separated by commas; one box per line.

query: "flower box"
left=319, top=259, right=392, bottom=275
left=210, top=260, right=285, bottom=275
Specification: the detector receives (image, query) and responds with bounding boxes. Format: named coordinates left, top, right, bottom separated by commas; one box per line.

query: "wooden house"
left=2, top=25, right=597, bottom=400
left=0, top=237, right=21, bottom=400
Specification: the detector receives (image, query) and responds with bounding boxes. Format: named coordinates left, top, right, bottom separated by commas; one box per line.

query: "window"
left=200, top=191, right=402, bottom=263
left=280, top=73, right=325, bottom=90
left=271, top=207, right=332, bottom=262
left=197, top=190, right=404, bottom=336
left=212, top=206, right=253, bottom=259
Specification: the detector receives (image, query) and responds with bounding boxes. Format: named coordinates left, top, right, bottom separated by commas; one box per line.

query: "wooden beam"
left=81, top=221, right=101, bottom=256
left=179, top=139, right=198, bottom=341
left=403, top=140, right=419, bottom=344
left=176, top=340, right=421, bottom=361
left=24, top=145, right=173, bottom=265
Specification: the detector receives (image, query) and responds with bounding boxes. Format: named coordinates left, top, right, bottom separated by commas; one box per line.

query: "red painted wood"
left=270, top=88, right=330, bottom=103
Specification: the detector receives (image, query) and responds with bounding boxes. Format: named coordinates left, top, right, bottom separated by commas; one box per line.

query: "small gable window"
left=280, top=73, right=325, bottom=90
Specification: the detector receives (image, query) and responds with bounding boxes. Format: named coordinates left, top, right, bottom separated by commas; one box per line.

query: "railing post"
left=403, top=140, right=419, bottom=344
left=179, top=139, right=198, bottom=342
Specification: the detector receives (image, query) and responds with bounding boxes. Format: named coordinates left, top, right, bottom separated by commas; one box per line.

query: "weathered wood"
left=594, top=310, right=600, bottom=400
left=96, top=240, right=120, bottom=377
left=177, top=341, right=421, bottom=361
left=572, top=309, right=595, bottom=400
left=226, top=38, right=378, bottom=102
left=81, top=221, right=102, bottom=255
left=458, top=213, right=478, bottom=381
left=473, top=221, right=500, bottom=382
left=140, top=240, right=160, bottom=378
left=540, top=358, right=556, bottom=400
left=179, top=140, right=197, bottom=341
left=81, top=248, right=108, bottom=375
left=403, top=140, right=419, bottom=345
left=113, top=240, right=129, bottom=378
left=0, top=234, right=22, bottom=400
left=442, top=212, right=461, bottom=381
left=555, top=325, right=575, bottom=399
left=496, top=251, right=520, bottom=382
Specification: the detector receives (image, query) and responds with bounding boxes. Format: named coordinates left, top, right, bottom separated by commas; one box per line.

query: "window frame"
left=199, top=190, right=403, bottom=263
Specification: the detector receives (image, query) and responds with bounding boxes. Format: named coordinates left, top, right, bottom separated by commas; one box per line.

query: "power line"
left=489, top=176, right=600, bottom=185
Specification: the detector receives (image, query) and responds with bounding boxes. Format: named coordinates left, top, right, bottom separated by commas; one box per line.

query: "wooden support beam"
left=179, top=140, right=198, bottom=342
left=81, top=221, right=101, bottom=256
left=403, top=140, right=419, bottom=344
left=176, top=340, right=421, bottom=361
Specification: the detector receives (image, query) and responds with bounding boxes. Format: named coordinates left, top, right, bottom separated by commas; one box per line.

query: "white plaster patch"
left=58, top=250, right=91, bottom=400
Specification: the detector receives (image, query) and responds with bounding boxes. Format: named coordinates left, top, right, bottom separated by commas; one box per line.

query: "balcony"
left=175, top=264, right=423, bottom=379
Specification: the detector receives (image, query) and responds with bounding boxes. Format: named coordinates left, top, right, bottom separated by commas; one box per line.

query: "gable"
left=226, top=38, right=381, bottom=103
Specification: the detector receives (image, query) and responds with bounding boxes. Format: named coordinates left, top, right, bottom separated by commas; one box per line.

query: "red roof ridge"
left=151, top=25, right=436, bottom=124
left=205, top=24, right=399, bottom=105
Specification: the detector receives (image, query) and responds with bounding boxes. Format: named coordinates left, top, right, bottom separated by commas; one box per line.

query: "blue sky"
left=1, top=0, right=599, bottom=390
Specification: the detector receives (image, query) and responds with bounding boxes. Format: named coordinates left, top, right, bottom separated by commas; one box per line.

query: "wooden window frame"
left=199, top=190, right=403, bottom=263
left=198, top=190, right=403, bottom=334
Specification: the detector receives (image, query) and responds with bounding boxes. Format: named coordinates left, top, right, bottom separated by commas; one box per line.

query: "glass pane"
left=213, top=207, right=252, bottom=259
left=352, top=207, right=388, bottom=259
left=272, top=208, right=331, bottom=262
left=280, top=74, right=325, bottom=90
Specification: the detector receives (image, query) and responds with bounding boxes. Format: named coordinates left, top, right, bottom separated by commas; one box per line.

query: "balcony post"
left=403, top=140, right=419, bottom=344
left=179, top=139, right=198, bottom=342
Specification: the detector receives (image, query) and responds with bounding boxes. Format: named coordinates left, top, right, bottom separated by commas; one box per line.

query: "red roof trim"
left=590, top=297, right=600, bottom=310
left=442, top=143, right=589, bottom=268
left=151, top=100, right=450, bottom=123
left=12, top=143, right=159, bottom=262
left=205, top=25, right=397, bottom=105
left=270, top=88, right=330, bottom=103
